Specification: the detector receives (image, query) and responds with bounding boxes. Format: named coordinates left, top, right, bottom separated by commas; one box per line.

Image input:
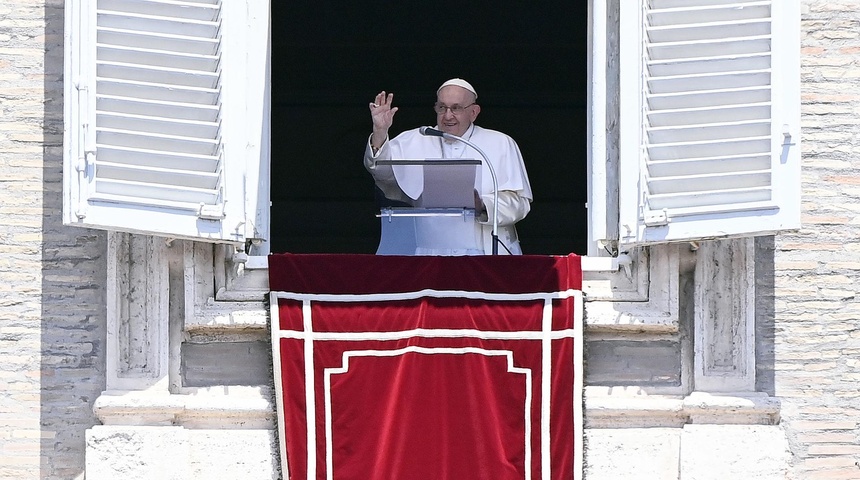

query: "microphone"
left=419, top=126, right=445, bottom=137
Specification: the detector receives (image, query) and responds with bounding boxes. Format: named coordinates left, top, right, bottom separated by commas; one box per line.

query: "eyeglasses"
left=433, top=102, right=475, bottom=115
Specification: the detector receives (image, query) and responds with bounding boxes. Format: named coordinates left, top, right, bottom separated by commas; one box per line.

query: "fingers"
left=370, top=92, right=397, bottom=134
left=370, top=92, right=381, bottom=108
left=372, top=91, right=394, bottom=107
left=370, top=92, right=397, bottom=120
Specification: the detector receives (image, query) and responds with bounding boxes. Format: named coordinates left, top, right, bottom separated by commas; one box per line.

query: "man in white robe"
left=364, top=78, right=533, bottom=255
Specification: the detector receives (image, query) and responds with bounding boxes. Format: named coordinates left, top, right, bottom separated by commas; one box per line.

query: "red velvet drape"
left=270, top=254, right=581, bottom=480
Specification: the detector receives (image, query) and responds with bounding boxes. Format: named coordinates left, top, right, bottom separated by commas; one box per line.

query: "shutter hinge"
left=198, top=202, right=226, bottom=220
left=643, top=208, right=669, bottom=227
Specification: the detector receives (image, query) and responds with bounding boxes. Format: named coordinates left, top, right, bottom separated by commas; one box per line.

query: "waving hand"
left=369, top=91, right=398, bottom=149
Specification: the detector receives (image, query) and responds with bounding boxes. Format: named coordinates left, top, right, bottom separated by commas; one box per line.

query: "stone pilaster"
left=694, top=238, right=756, bottom=392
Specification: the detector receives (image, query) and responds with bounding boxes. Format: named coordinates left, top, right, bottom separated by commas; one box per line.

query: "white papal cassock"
left=365, top=123, right=533, bottom=255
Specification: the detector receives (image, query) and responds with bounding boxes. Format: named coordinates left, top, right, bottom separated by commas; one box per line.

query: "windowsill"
left=224, top=251, right=677, bottom=333
left=245, top=253, right=632, bottom=273
left=580, top=254, right=631, bottom=272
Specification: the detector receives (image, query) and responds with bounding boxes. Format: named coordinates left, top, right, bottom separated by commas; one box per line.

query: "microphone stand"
left=437, top=131, right=500, bottom=255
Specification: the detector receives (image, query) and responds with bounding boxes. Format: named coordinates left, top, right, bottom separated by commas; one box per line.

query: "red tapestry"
left=269, top=254, right=582, bottom=480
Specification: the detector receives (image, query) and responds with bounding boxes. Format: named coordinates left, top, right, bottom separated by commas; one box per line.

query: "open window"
left=64, top=0, right=800, bottom=260
left=270, top=2, right=588, bottom=255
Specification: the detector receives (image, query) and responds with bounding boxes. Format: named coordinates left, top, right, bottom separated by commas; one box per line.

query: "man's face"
left=435, top=86, right=481, bottom=137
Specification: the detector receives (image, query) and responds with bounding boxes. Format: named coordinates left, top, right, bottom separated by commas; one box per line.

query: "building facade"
left=1, top=1, right=857, bottom=479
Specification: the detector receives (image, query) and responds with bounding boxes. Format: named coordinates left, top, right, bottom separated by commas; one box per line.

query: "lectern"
left=375, top=159, right=482, bottom=256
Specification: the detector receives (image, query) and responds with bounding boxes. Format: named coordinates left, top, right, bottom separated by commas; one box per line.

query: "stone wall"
left=773, top=2, right=860, bottom=478
left=0, top=1, right=107, bottom=479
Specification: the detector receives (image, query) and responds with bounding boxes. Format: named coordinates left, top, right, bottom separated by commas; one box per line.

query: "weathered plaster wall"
left=0, top=1, right=107, bottom=478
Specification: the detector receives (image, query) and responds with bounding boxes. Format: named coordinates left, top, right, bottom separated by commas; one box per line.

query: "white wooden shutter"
left=63, top=0, right=269, bottom=244
left=617, top=0, right=800, bottom=247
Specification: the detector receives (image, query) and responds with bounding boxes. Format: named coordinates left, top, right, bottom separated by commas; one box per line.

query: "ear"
left=470, top=104, right=481, bottom=122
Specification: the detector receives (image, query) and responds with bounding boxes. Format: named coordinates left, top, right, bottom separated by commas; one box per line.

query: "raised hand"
left=369, top=91, right=398, bottom=149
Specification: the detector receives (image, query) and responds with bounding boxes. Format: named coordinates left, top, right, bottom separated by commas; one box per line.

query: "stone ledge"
left=191, top=300, right=681, bottom=333
left=215, top=287, right=269, bottom=302
left=217, top=247, right=679, bottom=334
left=186, top=299, right=268, bottom=331
left=202, top=287, right=681, bottom=335
left=93, top=387, right=275, bottom=429
left=585, top=390, right=780, bottom=428
left=583, top=301, right=679, bottom=333
left=95, top=387, right=780, bottom=432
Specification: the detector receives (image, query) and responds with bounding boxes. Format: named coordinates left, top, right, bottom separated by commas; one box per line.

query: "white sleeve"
left=479, top=190, right=531, bottom=227
left=476, top=132, right=532, bottom=226
left=364, top=135, right=410, bottom=202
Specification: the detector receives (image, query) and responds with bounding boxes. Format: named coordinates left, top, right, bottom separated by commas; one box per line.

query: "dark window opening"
left=271, top=2, right=588, bottom=255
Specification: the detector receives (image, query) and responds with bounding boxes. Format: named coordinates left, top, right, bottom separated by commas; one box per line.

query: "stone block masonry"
left=775, top=2, right=860, bottom=479
left=0, top=1, right=107, bottom=478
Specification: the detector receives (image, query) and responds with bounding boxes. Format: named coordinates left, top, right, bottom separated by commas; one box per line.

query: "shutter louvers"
left=93, top=0, right=225, bottom=211
left=65, top=0, right=270, bottom=243
left=618, top=0, right=799, bottom=246
left=643, top=0, right=773, bottom=216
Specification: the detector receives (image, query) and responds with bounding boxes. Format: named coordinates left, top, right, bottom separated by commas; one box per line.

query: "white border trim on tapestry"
left=270, top=288, right=584, bottom=480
